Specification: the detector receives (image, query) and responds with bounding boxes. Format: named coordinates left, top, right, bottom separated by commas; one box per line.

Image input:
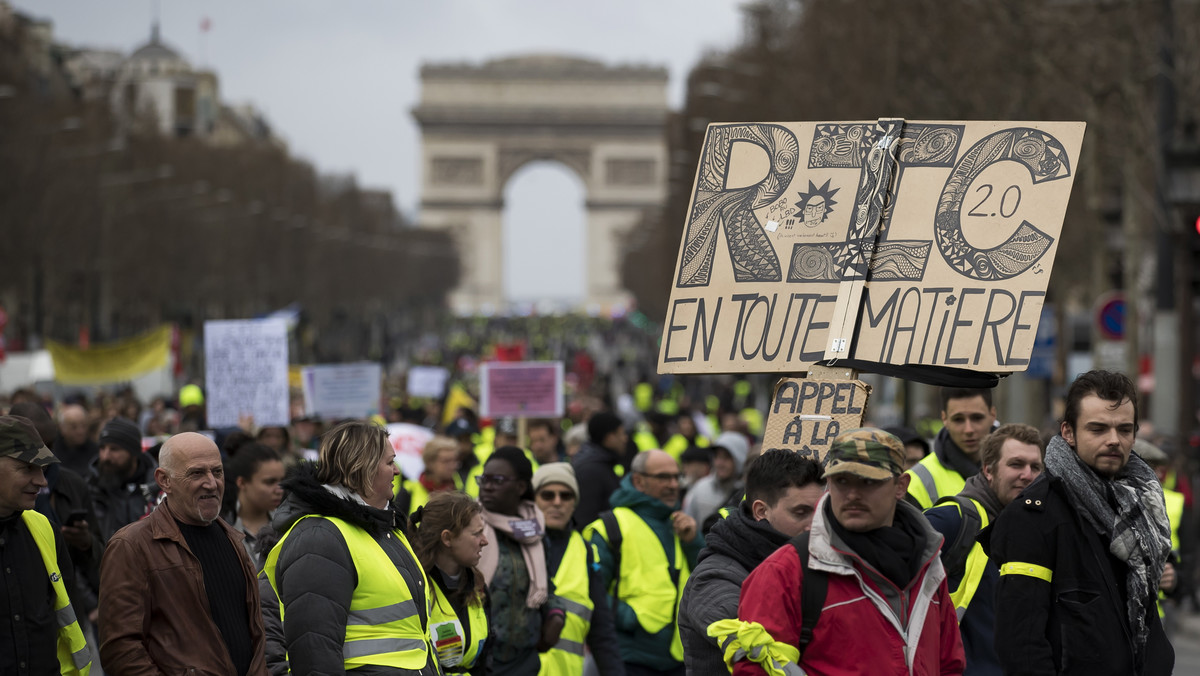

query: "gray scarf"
left=1043, top=435, right=1170, bottom=649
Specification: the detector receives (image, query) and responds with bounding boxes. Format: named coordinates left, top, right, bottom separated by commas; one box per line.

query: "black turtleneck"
left=177, top=519, right=252, bottom=676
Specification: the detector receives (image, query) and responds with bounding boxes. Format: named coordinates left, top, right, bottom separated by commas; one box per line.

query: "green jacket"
left=585, top=475, right=704, bottom=670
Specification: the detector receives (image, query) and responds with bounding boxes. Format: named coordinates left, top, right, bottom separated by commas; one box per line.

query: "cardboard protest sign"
left=408, top=365, right=450, bottom=398
left=301, top=362, right=382, bottom=420
left=658, top=119, right=1085, bottom=375
left=761, top=377, right=871, bottom=463
left=480, top=361, right=564, bottom=418
left=205, top=319, right=289, bottom=428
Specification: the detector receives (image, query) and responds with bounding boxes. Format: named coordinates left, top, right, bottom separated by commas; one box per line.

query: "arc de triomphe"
left=412, top=55, right=668, bottom=315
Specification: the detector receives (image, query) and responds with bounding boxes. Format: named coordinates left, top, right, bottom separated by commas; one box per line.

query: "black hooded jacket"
left=268, top=463, right=438, bottom=676
left=678, top=502, right=791, bottom=675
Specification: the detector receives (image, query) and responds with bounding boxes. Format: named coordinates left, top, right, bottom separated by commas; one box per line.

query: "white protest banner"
left=408, top=365, right=449, bottom=399
left=301, top=362, right=383, bottom=420
left=658, top=119, right=1085, bottom=375
left=480, top=361, right=564, bottom=418
left=387, top=422, right=434, bottom=480
left=204, top=319, right=289, bottom=428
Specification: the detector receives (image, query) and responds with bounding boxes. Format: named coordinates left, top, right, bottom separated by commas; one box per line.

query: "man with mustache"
left=88, top=417, right=160, bottom=542
left=991, top=370, right=1174, bottom=675
left=732, top=428, right=963, bottom=675
left=585, top=449, right=702, bottom=676
left=924, top=423, right=1044, bottom=675
left=906, top=388, right=997, bottom=509
left=99, top=432, right=267, bottom=675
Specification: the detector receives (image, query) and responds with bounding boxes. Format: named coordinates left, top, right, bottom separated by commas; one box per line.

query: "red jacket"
left=733, top=497, right=964, bottom=676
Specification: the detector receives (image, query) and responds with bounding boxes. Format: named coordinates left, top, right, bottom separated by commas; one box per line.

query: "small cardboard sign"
left=761, top=377, right=871, bottom=463
left=658, top=119, right=1085, bottom=376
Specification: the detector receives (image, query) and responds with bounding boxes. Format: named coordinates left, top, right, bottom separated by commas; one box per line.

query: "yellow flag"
left=441, top=383, right=477, bottom=428
left=47, top=325, right=171, bottom=385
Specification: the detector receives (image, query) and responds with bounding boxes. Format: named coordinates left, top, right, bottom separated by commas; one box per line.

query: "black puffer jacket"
left=268, top=463, right=438, bottom=676
left=990, top=472, right=1174, bottom=676
left=678, top=501, right=790, bottom=675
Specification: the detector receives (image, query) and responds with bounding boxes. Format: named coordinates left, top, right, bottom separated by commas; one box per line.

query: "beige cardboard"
left=761, top=377, right=871, bottom=463
left=658, top=119, right=1086, bottom=375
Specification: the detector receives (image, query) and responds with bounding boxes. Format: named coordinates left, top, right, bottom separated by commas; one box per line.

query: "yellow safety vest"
left=906, top=453, right=966, bottom=509
left=393, top=475, right=466, bottom=515
left=22, top=510, right=92, bottom=676
left=633, top=429, right=659, bottom=452
left=428, top=574, right=488, bottom=670
left=943, top=497, right=992, bottom=621
left=584, top=507, right=688, bottom=662
left=266, top=515, right=432, bottom=670
left=1165, top=488, right=1184, bottom=553
left=662, top=434, right=710, bottom=462
left=539, top=532, right=596, bottom=675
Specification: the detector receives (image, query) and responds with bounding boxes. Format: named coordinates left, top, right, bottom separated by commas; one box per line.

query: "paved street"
left=1169, top=608, right=1200, bottom=672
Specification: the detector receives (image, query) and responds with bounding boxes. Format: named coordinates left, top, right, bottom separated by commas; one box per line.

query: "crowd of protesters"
left=0, top=366, right=1195, bottom=675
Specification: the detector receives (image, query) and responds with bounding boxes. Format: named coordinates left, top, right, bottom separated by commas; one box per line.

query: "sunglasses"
left=538, top=489, right=576, bottom=502
left=475, top=474, right=517, bottom=487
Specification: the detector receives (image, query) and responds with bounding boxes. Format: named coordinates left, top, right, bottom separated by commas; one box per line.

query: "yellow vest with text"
left=584, top=507, right=688, bottom=662
left=265, top=515, right=432, bottom=670
left=539, top=531, right=596, bottom=675
left=22, top=510, right=92, bottom=676
left=428, top=575, right=488, bottom=670
left=906, top=453, right=966, bottom=509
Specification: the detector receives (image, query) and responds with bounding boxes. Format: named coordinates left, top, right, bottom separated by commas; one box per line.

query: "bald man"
left=99, top=433, right=267, bottom=675
left=584, top=450, right=702, bottom=676
left=52, top=404, right=98, bottom=477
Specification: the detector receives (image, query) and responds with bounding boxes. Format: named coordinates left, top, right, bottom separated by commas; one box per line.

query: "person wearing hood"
left=924, top=423, right=1044, bottom=675
left=584, top=449, right=703, bottom=676
left=679, top=449, right=823, bottom=675
left=682, top=431, right=749, bottom=529
left=88, top=416, right=161, bottom=542
left=732, top=428, right=964, bottom=675
left=906, top=388, right=997, bottom=509
left=264, top=420, right=438, bottom=675
left=531, top=462, right=625, bottom=676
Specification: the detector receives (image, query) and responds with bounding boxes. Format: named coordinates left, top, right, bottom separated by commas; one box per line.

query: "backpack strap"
left=600, top=509, right=623, bottom=598
left=933, top=495, right=982, bottom=581
left=789, top=531, right=827, bottom=656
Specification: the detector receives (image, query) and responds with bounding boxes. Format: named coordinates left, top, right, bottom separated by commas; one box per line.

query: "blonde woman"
left=265, top=421, right=438, bottom=675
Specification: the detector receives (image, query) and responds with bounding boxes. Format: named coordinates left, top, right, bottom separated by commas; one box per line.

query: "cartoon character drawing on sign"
left=792, top=179, right=840, bottom=229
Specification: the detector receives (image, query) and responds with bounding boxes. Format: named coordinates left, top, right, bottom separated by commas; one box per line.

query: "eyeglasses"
left=538, top=489, right=576, bottom=502
left=637, top=471, right=683, bottom=483
left=475, top=474, right=516, bottom=487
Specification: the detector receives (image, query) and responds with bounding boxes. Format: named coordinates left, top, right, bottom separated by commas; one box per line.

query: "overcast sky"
left=15, top=0, right=745, bottom=304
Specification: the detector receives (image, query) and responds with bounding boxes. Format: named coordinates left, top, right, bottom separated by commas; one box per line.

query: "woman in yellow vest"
left=395, top=436, right=465, bottom=516
left=532, top=463, right=626, bottom=676
left=409, top=491, right=492, bottom=674
left=265, top=420, right=439, bottom=675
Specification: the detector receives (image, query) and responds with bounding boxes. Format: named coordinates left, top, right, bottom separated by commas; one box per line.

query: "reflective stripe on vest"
left=946, top=498, right=991, bottom=620
left=906, top=454, right=966, bottom=509
left=266, top=515, right=431, bottom=670
left=999, top=561, right=1053, bottom=583
left=586, top=507, right=688, bottom=662
left=539, top=531, right=595, bottom=676
left=22, top=511, right=92, bottom=676
left=428, top=575, right=488, bottom=669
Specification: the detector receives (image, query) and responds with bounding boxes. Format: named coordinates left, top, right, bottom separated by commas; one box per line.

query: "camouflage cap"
left=0, top=415, right=60, bottom=467
left=823, top=427, right=905, bottom=480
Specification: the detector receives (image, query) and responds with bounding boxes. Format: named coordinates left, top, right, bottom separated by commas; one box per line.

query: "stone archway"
left=413, top=55, right=668, bottom=315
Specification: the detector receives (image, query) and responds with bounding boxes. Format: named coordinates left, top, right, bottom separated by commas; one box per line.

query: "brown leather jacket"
left=99, top=498, right=268, bottom=676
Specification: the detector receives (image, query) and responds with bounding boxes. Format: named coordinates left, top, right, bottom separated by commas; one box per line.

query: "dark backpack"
left=789, top=531, right=828, bottom=656
left=932, top=495, right=983, bottom=581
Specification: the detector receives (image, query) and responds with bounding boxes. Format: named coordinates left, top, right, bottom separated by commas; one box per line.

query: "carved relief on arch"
left=431, top=156, right=484, bottom=185
left=605, top=158, right=656, bottom=186
left=498, top=147, right=591, bottom=186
